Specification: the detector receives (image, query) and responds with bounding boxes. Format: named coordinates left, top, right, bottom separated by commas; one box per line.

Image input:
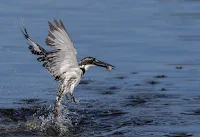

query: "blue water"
left=0, top=0, right=200, bottom=136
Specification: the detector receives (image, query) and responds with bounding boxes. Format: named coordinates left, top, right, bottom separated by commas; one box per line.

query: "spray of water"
left=25, top=104, right=74, bottom=136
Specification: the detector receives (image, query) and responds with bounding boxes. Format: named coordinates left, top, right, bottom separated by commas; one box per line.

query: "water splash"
left=25, top=105, right=73, bottom=136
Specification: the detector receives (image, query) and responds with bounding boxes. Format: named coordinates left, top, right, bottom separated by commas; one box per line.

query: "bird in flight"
left=21, top=19, right=115, bottom=120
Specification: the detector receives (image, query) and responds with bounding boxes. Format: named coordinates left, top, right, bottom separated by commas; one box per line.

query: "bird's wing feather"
left=45, top=19, right=76, bottom=54
left=44, top=19, right=80, bottom=81
left=21, top=27, right=47, bottom=55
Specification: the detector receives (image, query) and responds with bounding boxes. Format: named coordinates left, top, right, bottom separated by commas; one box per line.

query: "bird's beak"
left=94, top=60, right=115, bottom=71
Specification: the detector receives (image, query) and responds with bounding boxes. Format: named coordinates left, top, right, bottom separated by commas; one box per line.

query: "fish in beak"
left=93, top=59, right=115, bottom=71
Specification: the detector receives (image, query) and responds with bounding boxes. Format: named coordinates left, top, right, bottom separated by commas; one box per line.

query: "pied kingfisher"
left=21, top=19, right=115, bottom=119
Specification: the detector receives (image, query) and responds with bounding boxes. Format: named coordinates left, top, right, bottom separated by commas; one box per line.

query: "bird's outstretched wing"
left=44, top=19, right=81, bottom=81
left=21, top=27, right=47, bottom=55
left=44, top=19, right=82, bottom=119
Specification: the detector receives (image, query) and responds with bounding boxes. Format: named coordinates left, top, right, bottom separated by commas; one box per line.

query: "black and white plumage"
left=21, top=28, right=47, bottom=55
left=22, top=19, right=115, bottom=120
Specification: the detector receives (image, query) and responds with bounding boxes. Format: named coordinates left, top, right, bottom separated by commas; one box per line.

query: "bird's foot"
left=66, top=94, right=79, bottom=103
left=71, top=95, right=78, bottom=103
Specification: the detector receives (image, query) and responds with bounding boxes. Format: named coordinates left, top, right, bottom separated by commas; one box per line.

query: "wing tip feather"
left=21, top=27, right=29, bottom=40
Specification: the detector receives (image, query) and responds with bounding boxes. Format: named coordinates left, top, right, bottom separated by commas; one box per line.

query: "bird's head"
left=79, top=57, right=115, bottom=72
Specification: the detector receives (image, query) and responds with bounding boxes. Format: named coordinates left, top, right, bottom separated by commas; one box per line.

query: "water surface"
left=0, top=0, right=200, bottom=136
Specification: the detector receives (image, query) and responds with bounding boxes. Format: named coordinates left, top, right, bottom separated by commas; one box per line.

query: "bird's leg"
left=65, top=93, right=72, bottom=104
left=65, top=93, right=77, bottom=103
left=71, top=95, right=77, bottom=103
left=54, top=87, right=64, bottom=121
left=65, top=92, right=77, bottom=103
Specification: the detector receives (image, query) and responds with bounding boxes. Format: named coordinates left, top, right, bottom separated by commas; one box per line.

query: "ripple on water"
left=100, top=86, right=121, bottom=95
left=117, top=117, right=154, bottom=128
left=98, top=109, right=127, bottom=117
left=147, top=80, right=160, bottom=85
left=65, top=102, right=128, bottom=136
left=130, top=72, right=138, bottom=75
left=181, top=109, right=200, bottom=116
left=0, top=107, right=42, bottom=122
left=79, top=79, right=94, bottom=85
left=124, top=95, right=149, bottom=107
left=124, top=92, right=179, bottom=107
left=154, top=74, right=167, bottom=78
left=17, top=98, right=46, bottom=104
left=161, top=88, right=167, bottom=91
left=112, top=74, right=128, bottom=80
left=165, top=132, right=193, bottom=137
